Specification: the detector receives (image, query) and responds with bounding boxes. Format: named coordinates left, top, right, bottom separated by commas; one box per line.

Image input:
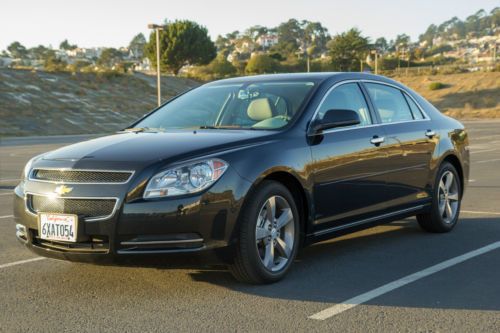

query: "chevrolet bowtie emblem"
left=54, top=185, right=73, bottom=196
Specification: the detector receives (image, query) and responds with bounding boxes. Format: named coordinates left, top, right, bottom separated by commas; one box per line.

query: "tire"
left=229, top=180, right=300, bottom=284
left=417, top=162, right=462, bottom=233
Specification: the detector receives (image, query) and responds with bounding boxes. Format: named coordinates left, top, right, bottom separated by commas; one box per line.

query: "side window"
left=317, top=83, right=371, bottom=126
left=365, top=83, right=414, bottom=123
left=403, top=93, right=425, bottom=120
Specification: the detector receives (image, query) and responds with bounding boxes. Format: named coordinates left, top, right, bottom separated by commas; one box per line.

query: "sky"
left=0, top=0, right=498, bottom=51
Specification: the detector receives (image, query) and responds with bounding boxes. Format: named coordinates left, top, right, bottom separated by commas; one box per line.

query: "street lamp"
left=148, top=23, right=164, bottom=106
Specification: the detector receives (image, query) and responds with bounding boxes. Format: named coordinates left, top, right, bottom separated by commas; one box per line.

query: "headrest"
left=247, top=98, right=273, bottom=121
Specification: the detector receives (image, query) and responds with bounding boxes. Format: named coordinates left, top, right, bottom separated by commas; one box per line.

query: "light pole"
left=148, top=24, right=164, bottom=106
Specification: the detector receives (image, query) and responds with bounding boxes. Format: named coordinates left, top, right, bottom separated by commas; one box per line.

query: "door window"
left=317, top=83, right=371, bottom=126
left=365, top=83, right=414, bottom=123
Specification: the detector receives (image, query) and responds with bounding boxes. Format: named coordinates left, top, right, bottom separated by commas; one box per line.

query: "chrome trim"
left=308, top=79, right=431, bottom=136
left=28, top=168, right=135, bottom=185
left=311, top=205, right=427, bottom=237
left=24, top=192, right=120, bottom=222
left=370, top=136, right=385, bottom=145
left=425, top=130, right=436, bottom=138
left=120, top=238, right=204, bottom=246
left=16, top=224, right=28, bottom=244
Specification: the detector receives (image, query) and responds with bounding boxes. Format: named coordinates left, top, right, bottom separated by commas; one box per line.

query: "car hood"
left=42, top=130, right=274, bottom=165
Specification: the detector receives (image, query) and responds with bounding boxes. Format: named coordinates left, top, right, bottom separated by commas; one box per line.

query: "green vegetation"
left=245, top=54, right=280, bottom=74
left=145, top=20, right=216, bottom=75
left=327, top=28, right=369, bottom=71
left=428, top=82, right=446, bottom=90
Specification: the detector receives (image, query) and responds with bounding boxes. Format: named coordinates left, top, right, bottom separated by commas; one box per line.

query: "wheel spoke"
left=262, top=242, right=274, bottom=269
left=275, top=237, right=291, bottom=259
left=438, top=197, right=446, bottom=215
left=265, top=197, right=276, bottom=222
left=439, top=180, right=446, bottom=194
left=445, top=200, right=453, bottom=219
left=276, top=208, right=293, bottom=229
left=256, top=226, right=270, bottom=240
left=448, top=192, right=459, bottom=201
left=445, top=172, right=454, bottom=190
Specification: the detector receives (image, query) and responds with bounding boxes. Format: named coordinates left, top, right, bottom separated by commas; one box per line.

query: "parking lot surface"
left=1, top=120, right=499, bottom=332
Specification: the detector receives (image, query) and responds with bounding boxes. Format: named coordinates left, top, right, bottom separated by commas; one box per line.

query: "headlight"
left=22, top=154, right=44, bottom=179
left=143, top=159, right=228, bottom=199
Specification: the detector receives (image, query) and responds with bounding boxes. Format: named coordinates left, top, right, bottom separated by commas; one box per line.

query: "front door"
left=309, top=82, right=389, bottom=231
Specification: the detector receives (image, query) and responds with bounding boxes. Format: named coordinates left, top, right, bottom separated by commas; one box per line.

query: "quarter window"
left=317, top=83, right=371, bottom=126
left=403, top=93, right=425, bottom=120
left=365, top=83, right=414, bottom=123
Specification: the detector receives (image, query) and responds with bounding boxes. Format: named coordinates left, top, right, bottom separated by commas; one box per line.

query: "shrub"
left=428, top=82, right=446, bottom=90
left=245, top=54, right=280, bottom=74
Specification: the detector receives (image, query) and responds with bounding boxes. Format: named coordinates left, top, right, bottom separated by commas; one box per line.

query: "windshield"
left=134, top=81, right=315, bottom=130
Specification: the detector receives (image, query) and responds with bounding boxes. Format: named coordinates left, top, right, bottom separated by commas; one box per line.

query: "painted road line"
left=309, top=241, right=500, bottom=320
left=474, top=158, right=500, bottom=164
left=0, top=215, right=14, bottom=219
left=462, top=210, right=500, bottom=216
left=0, top=257, right=46, bottom=270
left=471, top=148, right=498, bottom=154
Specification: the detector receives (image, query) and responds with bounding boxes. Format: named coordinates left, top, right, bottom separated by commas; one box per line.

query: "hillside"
left=395, top=71, right=500, bottom=119
left=0, top=69, right=199, bottom=137
left=0, top=69, right=499, bottom=137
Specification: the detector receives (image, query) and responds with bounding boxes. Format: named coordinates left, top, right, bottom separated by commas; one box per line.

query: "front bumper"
left=13, top=167, right=251, bottom=265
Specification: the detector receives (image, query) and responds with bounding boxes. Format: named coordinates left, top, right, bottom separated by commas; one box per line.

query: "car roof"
left=205, top=72, right=404, bottom=88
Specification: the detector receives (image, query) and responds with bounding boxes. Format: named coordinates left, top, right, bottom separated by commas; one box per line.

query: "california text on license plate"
left=38, top=213, right=78, bottom=242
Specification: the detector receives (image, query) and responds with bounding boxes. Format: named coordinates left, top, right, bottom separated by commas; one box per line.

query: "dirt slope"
left=0, top=69, right=199, bottom=137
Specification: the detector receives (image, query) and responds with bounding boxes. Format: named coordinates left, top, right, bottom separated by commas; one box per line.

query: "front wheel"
left=229, top=181, right=300, bottom=284
left=417, top=162, right=462, bottom=233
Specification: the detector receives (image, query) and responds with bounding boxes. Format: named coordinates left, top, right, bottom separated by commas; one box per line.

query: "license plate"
left=38, top=213, right=78, bottom=242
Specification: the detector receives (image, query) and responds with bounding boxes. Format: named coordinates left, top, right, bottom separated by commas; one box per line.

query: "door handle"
left=370, top=136, right=385, bottom=145
left=425, top=130, right=436, bottom=138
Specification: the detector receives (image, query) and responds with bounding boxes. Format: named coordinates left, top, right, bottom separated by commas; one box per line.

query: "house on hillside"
left=0, top=56, right=13, bottom=67
left=256, top=34, right=278, bottom=49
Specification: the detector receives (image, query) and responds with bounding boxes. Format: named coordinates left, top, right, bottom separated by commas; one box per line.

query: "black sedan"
left=13, top=73, right=469, bottom=284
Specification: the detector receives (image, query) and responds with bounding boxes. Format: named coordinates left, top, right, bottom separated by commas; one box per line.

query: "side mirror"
left=311, top=109, right=360, bottom=134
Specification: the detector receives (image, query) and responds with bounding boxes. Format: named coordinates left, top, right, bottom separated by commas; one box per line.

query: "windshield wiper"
left=120, top=127, right=164, bottom=133
left=198, top=125, right=255, bottom=130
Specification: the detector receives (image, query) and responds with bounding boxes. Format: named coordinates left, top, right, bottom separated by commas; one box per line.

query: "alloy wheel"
left=255, top=195, right=295, bottom=272
left=438, top=170, right=459, bottom=223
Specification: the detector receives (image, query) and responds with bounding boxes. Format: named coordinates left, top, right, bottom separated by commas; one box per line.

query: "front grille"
left=31, top=169, right=132, bottom=183
left=28, top=195, right=116, bottom=220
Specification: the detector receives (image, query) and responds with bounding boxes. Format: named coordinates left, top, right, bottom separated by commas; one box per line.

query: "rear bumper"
left=12, top=169, right=251, bottom=265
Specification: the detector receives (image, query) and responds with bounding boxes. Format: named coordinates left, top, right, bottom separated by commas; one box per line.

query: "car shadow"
left=187, top=217, right=500, bottom=312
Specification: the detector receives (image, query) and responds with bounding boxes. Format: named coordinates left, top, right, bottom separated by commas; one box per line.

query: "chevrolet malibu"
left=14, top=73, right=469, bottom=284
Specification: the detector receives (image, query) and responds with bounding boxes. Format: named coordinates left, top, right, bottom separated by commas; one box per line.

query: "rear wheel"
left=417, top=162, right=461, bottom=233
left=229, top=181, right=300, bottom=284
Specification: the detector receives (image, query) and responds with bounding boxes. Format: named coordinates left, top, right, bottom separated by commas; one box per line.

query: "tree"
left=303, top=21, right=330, bottom=56
left=7, top=41, right=28, bottom=59
left=128, top=33, right=146, bottom=59
left=327, top=28, right=369, bottom=71
left=273, top=19, right=304, bottom=57
left=97, top=48, right=123, bottom=68
left=43, top=50, right=67, bottom=72
left=207, top=53, right=236, bottom=78
left=29, top=45, right=50, bottom=60
left=145, top=20, right=216, bottom=75
left=59, top=39, right=77, bottom=50
left=374, top=37, right=388, bottom=53
left=245, top=54, right=279, bottom=74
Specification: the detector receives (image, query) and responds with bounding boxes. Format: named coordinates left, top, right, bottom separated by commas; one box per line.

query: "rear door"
left=362, top=82, right=436, bottom=209
left=309, top=82, right=390, bottom=230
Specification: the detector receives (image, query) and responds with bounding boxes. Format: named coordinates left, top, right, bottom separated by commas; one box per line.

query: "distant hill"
left=0, top=69, right=199, bottom=137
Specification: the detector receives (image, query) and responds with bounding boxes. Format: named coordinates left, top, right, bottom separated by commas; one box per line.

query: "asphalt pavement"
left=0, top=120, right=499, bottom=332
